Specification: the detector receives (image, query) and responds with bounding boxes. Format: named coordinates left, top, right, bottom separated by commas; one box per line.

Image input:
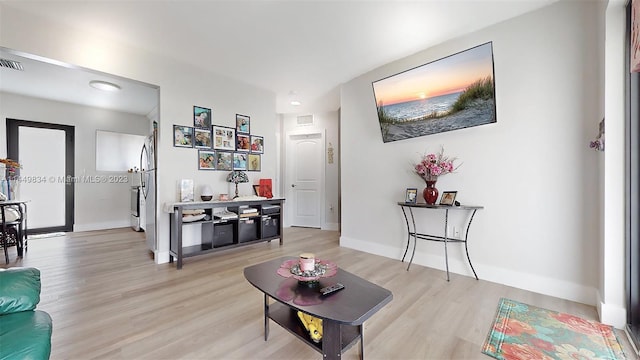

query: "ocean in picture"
left=379, top=92, right=496, bottom=143
left=381, top=92, right=462, bottom=122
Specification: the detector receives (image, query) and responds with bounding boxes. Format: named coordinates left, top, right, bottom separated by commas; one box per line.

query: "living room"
left=0, top=0, right=636, bottom=358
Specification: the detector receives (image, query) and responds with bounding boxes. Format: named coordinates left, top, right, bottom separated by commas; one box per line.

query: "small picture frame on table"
left=440, top=191, right=457, bottom=206
left=253, top=185, right=260, bottom=196
left=180, top=179, right=194, bottom=202
left=405, top=188, right=417, bottom=204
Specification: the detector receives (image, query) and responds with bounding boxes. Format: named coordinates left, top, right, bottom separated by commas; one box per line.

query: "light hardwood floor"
left=2, top=227, right=636, bottom=359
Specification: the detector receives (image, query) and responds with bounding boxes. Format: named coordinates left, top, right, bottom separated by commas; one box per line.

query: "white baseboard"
left=340, top=235, right=597, bottom=306
left=74, top=221, right=131, bottom=232
left=596, top=291, right=627, bottom=329
left=156, top=250, right=171, bottom=264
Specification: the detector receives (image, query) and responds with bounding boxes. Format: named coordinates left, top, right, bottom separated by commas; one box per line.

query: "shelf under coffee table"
left=244, top=257, right=393, bottom=360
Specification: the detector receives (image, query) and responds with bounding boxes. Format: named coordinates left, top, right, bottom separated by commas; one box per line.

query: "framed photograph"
left=194, top=129, right=212, bottom=149
left=213, top=125, right=236, bottom=151
left=173, top=125, right=194, bottom=148
left=236, top=114, right=250, bottom=134
left=180, top=179, right=194, bottom=202
left=214, top=151, right=233, bottom=171
left=198, top=150, right=216, bottom=170
left=405, top=188, right=417, bottom=204
left=253, top=185, right=260, bottom=196
left=247, top=154, right=261, bottom=171
left=194, top=106, right=212, bottom=129
left=372, top=42, right=496, bottom=142
left=233, top=153, right=247, bottom=170
left=236, top=133, right=251, bottom=152
left=440, top=191, right=457, bottom=206
left=250, top=135, right=264, bottom=154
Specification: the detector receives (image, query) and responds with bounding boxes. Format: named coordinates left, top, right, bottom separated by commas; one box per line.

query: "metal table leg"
left=264, top=294, right=270, bottom=341
left=398, top=203, right=482, bottom=280
left=407, top=207, right=418, bottom=271
left=464, top=210, right=479, bottom=280
left=443, top=209, right=450, bottom=281
left=400, top=206, right=411, bottom=263
left=22, top=203, right=27, bottom=254
left=1, top=207, right=8, bottom=264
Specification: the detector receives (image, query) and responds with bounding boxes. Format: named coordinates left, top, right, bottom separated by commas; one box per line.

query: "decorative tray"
left=276, top=259, right=338, bottom=282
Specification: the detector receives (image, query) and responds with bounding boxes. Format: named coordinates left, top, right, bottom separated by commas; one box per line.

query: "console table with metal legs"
left=397, top=203, right=483, bottom=281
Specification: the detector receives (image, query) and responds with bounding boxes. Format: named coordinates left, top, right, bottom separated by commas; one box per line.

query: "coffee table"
left=244, top=257, right=393, bottom=360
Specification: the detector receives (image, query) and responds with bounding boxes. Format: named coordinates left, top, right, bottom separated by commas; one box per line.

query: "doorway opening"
left=6, top=119, right=75, bottom=234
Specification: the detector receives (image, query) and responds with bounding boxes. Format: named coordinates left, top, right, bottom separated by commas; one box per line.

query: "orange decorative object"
left=259, top=178, right=273, bottom=198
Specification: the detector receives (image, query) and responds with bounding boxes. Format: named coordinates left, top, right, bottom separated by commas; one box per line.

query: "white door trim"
left=284, top=127, right=325, bottom=228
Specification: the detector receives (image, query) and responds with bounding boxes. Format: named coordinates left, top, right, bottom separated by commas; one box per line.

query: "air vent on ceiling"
left=0, top=59, right=24, bottom=71
left=297, top=115, right=313, bottom=126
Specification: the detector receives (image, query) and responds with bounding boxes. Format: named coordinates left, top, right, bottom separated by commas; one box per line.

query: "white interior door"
left=287, top=132, right=323, bottom=228
left=19, top=127, right=66, bottom=228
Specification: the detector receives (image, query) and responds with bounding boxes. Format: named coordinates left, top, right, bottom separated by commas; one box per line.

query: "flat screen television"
left=372, top=42, right=496, bottom=143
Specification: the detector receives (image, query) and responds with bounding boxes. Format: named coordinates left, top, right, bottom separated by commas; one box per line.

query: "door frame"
left=626, top=1, right=640, bottom=351
left=284, top=128, right=325, bottom=229
left=6, top=118, right=75, bottom=234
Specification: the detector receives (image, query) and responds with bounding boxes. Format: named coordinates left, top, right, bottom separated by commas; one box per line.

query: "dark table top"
left=244, top=257, right=393, bottom=325
left=397, top=202, right=483, bottom=210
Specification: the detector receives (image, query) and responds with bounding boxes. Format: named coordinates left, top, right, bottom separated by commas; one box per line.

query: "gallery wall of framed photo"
left=173, top=106, right=264, bottom=172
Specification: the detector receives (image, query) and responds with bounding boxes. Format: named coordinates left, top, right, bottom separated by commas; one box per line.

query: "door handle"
left=291, top=184, right=296, bottom=188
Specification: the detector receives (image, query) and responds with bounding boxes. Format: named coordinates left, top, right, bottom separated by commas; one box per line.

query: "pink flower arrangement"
left=414, top=147, right=459, bottom=182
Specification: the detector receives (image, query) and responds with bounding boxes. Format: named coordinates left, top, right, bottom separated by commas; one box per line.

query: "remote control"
left=320, top=283, right=345, bottom=296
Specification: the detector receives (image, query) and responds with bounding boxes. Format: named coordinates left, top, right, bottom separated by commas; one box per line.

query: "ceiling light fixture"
left=89, top=80, right=121, bottom=92
left=290, top=100, right=301, bottom=106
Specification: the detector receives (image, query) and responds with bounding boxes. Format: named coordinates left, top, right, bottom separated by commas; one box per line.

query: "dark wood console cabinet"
left=168, top=198, right=285, bottom=269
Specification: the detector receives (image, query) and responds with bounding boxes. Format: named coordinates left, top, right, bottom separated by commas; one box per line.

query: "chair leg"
left=15, top=225, right=23, bottom=257
left=1, top=232, right=9, bottom=264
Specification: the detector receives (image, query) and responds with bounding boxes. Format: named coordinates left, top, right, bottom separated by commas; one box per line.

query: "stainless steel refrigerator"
left=140, top=132, right=156, bottom=252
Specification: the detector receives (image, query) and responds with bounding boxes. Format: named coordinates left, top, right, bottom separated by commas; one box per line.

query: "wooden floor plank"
left=2, top=227, right=636, bottom=359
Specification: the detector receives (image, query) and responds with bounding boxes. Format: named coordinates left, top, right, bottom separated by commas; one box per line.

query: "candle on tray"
left=299, top=253, right=315, bottom=272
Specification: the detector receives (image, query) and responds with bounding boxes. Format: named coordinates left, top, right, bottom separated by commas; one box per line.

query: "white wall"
left=341, top=2, right=604, bottom=306
left=0, top=4, right=277, bottom=262
left=281, top=111, right=340, bottom=230
left=0, top=92, right=149, bottom=231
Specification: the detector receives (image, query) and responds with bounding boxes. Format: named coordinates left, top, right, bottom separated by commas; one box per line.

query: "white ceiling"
left=0, top=48, right=160, bottom=116
left=0, top=0, right=558, bottom=115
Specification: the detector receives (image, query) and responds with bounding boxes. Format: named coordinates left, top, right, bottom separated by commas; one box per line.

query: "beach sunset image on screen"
left=372, top=42, right=496, bottom=143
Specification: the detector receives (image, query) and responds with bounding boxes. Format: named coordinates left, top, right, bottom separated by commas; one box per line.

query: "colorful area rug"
left=482, top=298, right=626, bottom=360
